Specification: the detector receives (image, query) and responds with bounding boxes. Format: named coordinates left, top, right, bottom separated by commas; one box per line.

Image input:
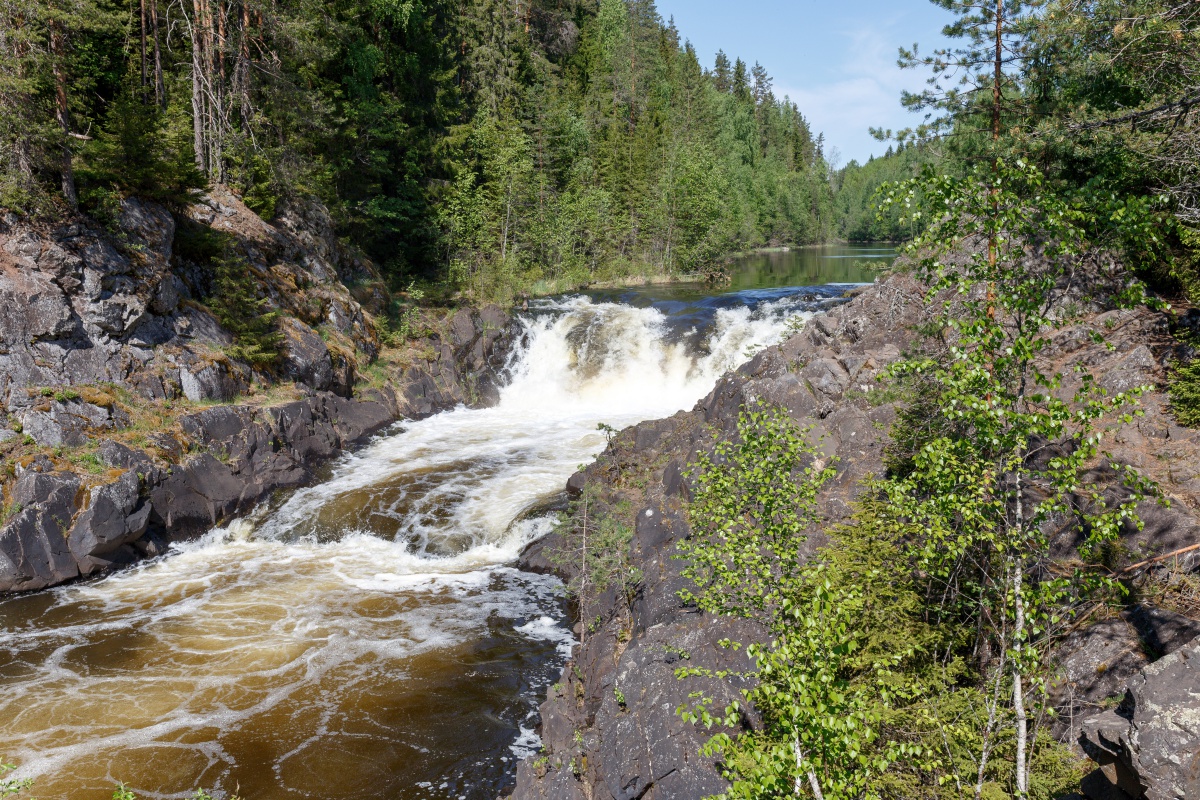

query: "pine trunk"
left=191, top=0, right=207, bottom=170
left=151, top=0, right=165, bottom=109
left=986, top=0, right=1004, bottom=320
left=139, top=0, right=148, bottom=99
left=49, top=20, right=77, bottom=209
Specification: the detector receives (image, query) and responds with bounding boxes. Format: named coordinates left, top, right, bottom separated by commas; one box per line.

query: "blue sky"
left=654, top=0, right=956, bottom=165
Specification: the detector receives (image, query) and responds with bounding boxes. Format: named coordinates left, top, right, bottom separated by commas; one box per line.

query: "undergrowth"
left=547, top=483, right=642, bottom=630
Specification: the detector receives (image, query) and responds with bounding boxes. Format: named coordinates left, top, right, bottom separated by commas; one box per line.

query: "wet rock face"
left=0, top=386, right=403, bottom=593
left=392, top=304, right=520, bottom=418
left=1079, top=638, right=1200, bottom=800
left=0, top=469, right=83, bottom=592
left=68, top=470, right=151, bottom=574
left=0, top=302, right=517, bottom=595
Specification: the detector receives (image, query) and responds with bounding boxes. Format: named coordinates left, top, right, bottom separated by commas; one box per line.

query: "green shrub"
left=1169, top=356, right=1200, bottom=427
left=547, top=485, right=642, bottom=618
left=379, top=282, right=426, bottom=346
left=0, top=761, right=32, bottom=798
left=77, top=91, right=206, bottom=216
left=674, top=403, right=1091, bottom=799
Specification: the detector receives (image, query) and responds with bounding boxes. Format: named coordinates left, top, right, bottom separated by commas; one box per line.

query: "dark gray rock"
left=67, top=471, right=151, bottom=573
left=20, top=399, right=117, bottom=447
left=1079, top=638, right=1200, bottom=800
left=1082, top=766, right=1139, bottom=800
left=0, top=265, right=75, bottom=346
left=590, top=617, right=757, bottom=800
left=450, top=308, right=477, bottom=347
left=565, top=472, right=587, bottom=498
left=321, top=392, right=399, bottom=446
left=0, top=507, right=81, bottom=592
left=148, top=453, right=245, bottom=536
left=98, top=440, right=166, bottom=484
left=281, top=316, right=334, bottom=392
left=0, top=471, right=83, bottom=592
left=178, top=359, right=245, bottom=402
left=1051, top=619, right=1149, bottom=739
left=1124, top=605, right=1200, bottom=658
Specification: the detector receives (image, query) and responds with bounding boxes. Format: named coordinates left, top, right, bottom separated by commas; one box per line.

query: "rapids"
left=0, top=283, right=859, bottom=800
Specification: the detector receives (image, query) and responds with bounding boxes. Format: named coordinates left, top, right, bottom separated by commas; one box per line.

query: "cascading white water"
left=0, top=295, right=810, bottom=800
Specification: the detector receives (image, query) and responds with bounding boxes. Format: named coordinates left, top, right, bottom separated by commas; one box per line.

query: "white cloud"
left=779, top=22, right=936, bottom=164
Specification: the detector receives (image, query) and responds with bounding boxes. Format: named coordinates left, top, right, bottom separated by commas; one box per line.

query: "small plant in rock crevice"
left=546, top=483, right=642, bottom=638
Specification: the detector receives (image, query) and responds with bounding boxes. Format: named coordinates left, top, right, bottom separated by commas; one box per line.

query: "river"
left=0, top=245, right=893, bottom=800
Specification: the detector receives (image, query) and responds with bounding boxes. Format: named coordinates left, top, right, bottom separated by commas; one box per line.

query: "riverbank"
left=509, top=272, right=1200, bottom=800
left=0, top=301, right=517, bottom=594
left=0, top=273, right=829, bottom=799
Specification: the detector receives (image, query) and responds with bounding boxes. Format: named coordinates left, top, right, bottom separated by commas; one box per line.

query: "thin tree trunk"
left=502, top=175, right=513, bottom=261
left=10, top=23, right=34, bottom=185
left=213, top=0, right=226, bottom=182
left=49, top=20, right=77, bottom=209
left=987, top=0, right=1004, bottom=320
left=1013, top=467, right=1029, bottom=797
left=238, top=2, right=251, bottom=129
left=1013, top=570, right=1028, bottom=797
left=139, top=0, right=148, bottom=100
left=191, top=0, right=206, bottom=169
left=151, top=0, right=165, bottom=109
left=203, top=0, right=222, bottom=181
left=13, top=139, right=33, bottom=183
left=793, top=738, right=824, bottom=800
left=975, top=601, right=1009, bottom=800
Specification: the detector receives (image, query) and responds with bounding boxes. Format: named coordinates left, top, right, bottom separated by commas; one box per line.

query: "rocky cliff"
left=0, top=190, right=518, bottom=594
left=511, top=274, right=1200, bottom=800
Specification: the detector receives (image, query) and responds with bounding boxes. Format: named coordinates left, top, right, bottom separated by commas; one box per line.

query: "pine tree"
left=712, top=49, right=731, bottom=93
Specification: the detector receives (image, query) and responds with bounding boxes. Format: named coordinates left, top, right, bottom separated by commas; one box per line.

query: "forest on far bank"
left=0, top=0, right=841, bottom=300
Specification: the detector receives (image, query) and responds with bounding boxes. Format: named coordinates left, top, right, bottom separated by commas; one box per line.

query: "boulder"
left=0, top=471, right=83, bottom=592
left=20, top=399, right=118, bottom=447
left=1079, top=637, right=1200, bottom=800
left=0, top=264, right=76, bottom=346
left=67, top=470, right=151, bottom=573
left=281, top=316, right=334, bottom=392
left=1124, top=605, right=1200, bottom=658
left=148, top=453, right=246, bottom=536
left=1051, top=618, right=1149, bottom=739
left=178, top=359, right=244, bottom=402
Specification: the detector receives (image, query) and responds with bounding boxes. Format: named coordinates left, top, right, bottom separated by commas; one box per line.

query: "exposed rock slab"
left=1079, top=638, right=1200, bottom=800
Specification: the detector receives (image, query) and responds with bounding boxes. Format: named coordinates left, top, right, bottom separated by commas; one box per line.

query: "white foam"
left=509, top=725, right=543, bottom=759
left=515, top=615, right=577, bottom=659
